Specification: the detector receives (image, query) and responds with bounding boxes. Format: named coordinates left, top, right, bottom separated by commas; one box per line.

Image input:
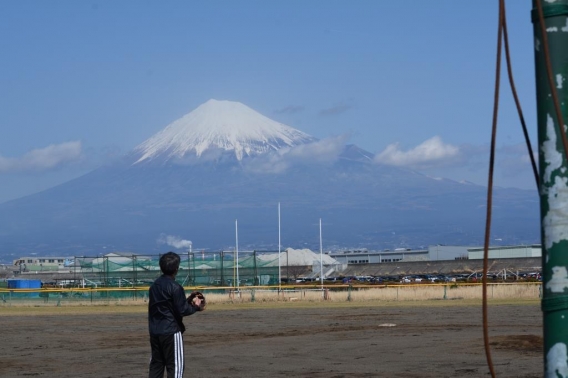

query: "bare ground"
left=0, top=300, right=542, bottom=377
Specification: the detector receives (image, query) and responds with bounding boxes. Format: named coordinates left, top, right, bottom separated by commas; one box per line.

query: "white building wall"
left=468, top=245, right=541, bottom=259
left=428, top=245, right=472, bottom=261
left=329, top=250, right=427, bottom=264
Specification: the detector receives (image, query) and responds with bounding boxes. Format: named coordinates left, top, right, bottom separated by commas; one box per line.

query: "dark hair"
left=159, top=252, right=180, bottom=276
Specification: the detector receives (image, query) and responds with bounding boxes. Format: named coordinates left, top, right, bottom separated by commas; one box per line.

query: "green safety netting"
left=72, top=252, right=282, bottom=287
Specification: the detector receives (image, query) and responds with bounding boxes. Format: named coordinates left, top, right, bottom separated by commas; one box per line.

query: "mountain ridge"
left=0, top=100, right=540, bottom=258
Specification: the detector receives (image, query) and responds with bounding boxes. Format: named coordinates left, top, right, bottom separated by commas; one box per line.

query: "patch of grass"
left=0, top=283, right=541, bottom=314
left=0, top=297, right=540, bottom=316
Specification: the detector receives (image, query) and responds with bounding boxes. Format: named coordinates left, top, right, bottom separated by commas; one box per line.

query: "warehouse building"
left=12, top=256, right=73, bottom=274
left=467, top=245, right=541, bottom=259
left=330, top=245, right=542, bottom=266
left=329, top=249, right=429, bottom=264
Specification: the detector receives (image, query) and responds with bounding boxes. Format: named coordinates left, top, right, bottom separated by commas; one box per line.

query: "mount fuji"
left=132, top=99, right=317, bottom=163
left=0, top=100, right=539, bottom=257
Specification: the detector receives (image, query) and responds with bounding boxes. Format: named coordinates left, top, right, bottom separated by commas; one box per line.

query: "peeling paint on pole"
left=542, top=115, right=563, bottom=184
left=547, top=266, right=568, bottom=292
left=547, top=343, right=568, bottom=377
left=542, top=174, right=568, bottom=249
left=541, top=114, right=568, bottom=251
left=532, top=1, right=568, bottom=376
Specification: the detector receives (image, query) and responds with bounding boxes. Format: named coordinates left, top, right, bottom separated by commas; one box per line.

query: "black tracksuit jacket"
left=148, top=275, right=197, bottom=335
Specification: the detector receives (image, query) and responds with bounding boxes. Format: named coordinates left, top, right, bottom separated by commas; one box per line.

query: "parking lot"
left=315, top=271, right=542, bottom=285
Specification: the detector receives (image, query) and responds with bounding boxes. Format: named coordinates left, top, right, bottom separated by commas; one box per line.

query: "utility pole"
left=532, top=1, right=568, bottom=376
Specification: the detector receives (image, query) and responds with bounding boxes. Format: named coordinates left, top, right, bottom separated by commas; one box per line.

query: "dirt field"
left=0, top=299, right=542, bottom=377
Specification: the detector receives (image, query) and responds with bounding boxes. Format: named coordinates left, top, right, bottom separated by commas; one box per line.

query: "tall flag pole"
left=319, top=218, right=323, bottom=290
left=278, top=202, right=281, bottom=293
left=235, top=219, right=239, bottom=292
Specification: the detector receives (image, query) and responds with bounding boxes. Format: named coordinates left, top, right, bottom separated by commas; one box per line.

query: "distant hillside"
left=0, top=100, right=540, bottom=258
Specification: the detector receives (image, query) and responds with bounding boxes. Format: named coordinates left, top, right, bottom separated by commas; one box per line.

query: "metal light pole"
left=235, top=219, right=239, bottom=292
left=532, top=1, right=568, bottom=376
left=286, top=249, right=289, bottom=282
left=278, top=202, right=281, bottom=292
left=319, top=218, right=323, bottom=290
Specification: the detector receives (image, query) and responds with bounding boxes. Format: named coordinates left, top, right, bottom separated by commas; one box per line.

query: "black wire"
left=482, top=0, right=503, bottom=376
left=502, top=3, right=540, bottom=190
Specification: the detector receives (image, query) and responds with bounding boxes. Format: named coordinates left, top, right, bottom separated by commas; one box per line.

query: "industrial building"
left=428, top=245, right=541, bottom=260
left=5, top=245, right=542, bottom=285
left=11, top=256, right=73, bottom=273
left=467, top=245, right=541, bottom=259
left=329, top=244, right=542, bottom=265
left=328, top=249, right=429, bottom=264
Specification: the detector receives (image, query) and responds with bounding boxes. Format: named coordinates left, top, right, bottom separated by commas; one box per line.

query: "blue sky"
left=0, top=1, right=538, bottom=203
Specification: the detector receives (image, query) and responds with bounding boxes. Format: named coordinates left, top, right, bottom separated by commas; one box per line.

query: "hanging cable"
left=502, top=3, right=540, bottom=189
left=481, top=0, right=503, bottom=376
left=481, top=1, right=565, bottom=376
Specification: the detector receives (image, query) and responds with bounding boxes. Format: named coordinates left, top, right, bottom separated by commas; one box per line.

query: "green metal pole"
left=532, top=1, right=568, bottom=376
left=191, top=252, right=195, bottom=285
left=253, top=251, right=258, bottom=286
left=220, top=251, right=224, bottom=286
left=105, top=256, right=109, bottom=287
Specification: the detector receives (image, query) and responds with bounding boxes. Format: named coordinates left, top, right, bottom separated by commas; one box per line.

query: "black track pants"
left=149, top=332, right=185, bottom=378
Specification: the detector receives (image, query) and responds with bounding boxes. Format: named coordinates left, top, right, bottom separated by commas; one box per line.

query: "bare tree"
left=0, top=267, right=13, bottom=279
left=286, top=265, right=310, bottom=280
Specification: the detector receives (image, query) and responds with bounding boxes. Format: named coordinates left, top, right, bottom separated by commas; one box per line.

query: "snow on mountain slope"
left=133, top=99, right=317, bottom=163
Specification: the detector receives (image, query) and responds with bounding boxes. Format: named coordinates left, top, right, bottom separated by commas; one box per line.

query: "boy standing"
left=148, top=252, right=203, bottom=378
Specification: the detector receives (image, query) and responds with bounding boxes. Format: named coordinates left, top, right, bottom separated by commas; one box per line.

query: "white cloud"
left=157, top=234, right=192, bottom=250
left=244, top=135, right=349, bottom=174
left=285, top=135, right=348, bottom=162
left=394, top=141, right=539, bottom=190
left=0, top=141, right=83, bottom=173
left=319, top=103, right=352, bottom=116
left=274, top=105, right=305, bottom=114
left=374, top=136, right=460, bottom=168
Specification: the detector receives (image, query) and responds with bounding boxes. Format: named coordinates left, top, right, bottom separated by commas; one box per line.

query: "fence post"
left=105, top=256, right=109, bottom=287
left=190, top=252, right=195, bottom=285
left=220, top=251, right=224, bottom=286
left=253, top=250, right=258, bottom=286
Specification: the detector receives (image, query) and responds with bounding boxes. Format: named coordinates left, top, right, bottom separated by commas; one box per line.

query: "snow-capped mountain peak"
left=133, top=99, right=317, bottom=163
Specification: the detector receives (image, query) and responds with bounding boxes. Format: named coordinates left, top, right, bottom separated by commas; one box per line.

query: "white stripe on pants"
left=174, top=331, right=184, bottom=378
